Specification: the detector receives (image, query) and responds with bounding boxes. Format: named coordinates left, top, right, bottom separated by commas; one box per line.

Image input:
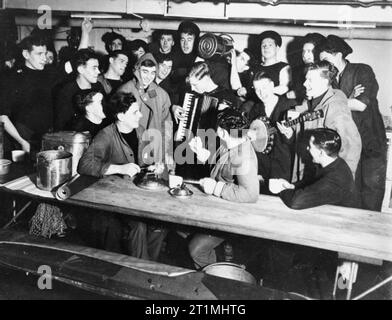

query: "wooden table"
left=1, top=174, right=392, bottom=299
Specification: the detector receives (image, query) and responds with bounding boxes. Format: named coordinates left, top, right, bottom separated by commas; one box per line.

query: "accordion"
left=175, top=92, right=219, bottom=141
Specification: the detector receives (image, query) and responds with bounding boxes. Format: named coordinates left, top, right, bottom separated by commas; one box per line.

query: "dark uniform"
left=336, top=61, right=387, bottom=211
left=280, top=157, right=360, bottom=210
left=255, top=61, right=289, bottom=88
left=246, top=96, right=295, bottom=194
left=0, top=66, right=58, bottom=153
left=54, top=80, right=105, bottom=131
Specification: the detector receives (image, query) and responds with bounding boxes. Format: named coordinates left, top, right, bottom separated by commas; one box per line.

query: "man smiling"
left=118, top=53, right=173, bottom=168
left=54, top=49, right=104, bottom=131
left=0, top=35, right=58, bottom=154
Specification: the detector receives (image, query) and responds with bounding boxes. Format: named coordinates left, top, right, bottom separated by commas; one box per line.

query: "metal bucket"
left=36, top=150, right=72, bottom=191
left=203, top=262, right=257, bottom=285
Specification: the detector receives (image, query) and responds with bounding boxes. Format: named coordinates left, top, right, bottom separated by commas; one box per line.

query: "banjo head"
left=249, top=118, right=270, bottom=153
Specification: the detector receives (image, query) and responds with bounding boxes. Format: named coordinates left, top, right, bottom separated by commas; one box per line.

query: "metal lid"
left=169, top=184, right=193, bottom=198
left=136, top=172, right=167, bottom=191
left=43, top=131, right=91, bottom=143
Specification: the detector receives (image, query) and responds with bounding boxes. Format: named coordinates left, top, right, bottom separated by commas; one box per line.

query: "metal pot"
left=36, top=150, right=72, bottom=191
left=203, top=262, right=257, bottom=285
left=41, top=131, right=91, bottom=176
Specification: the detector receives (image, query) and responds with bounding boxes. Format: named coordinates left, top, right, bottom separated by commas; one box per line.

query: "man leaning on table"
left=78, top=91, right=167, bottom=261
left=270, top=128, right=360, bottom=210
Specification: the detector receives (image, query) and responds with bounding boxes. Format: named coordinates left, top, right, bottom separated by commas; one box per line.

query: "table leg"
left=3, top=200, right=33, bottom=229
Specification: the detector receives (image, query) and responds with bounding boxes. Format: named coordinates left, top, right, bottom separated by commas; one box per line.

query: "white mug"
left=169, top=174, right=183, bottom=188
left=12, top=150, right=26, bottom=162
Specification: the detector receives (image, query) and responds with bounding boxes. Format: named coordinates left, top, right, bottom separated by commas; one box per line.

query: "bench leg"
left=332, top=261, right=358, bottom=300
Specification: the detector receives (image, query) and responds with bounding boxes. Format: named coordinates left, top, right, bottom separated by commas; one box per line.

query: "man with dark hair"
left=0, top=34, right=57, bottom=154
left=149, top=30, right=178, bottom=64
left=98, top=50, right=128, bottom=95
left=278, top=60, right=361, bottom=185
left=78, top=92, right=166, bottom=260
left=229, top=48, right=256, bottom=100
left=246, top=71, right=295, bottom=194
left=270, top=128, right=359, bottom=209
left=78, top=92, right=144, bottom=179
left=172, top=20, right=201, bottom=89
left=54, top=48, right=104, bottom=131
left=155, top=56, right=179, bottom=105
left=289, top=32, right=326, bottom=102
left=178, top=20, right=200, bottom=57
left=66, top=90, right=106, bottom=137
left=319, top=35, right=387, bottom=212
left=118, top=53, right=173, bottom=170
left=101, top=31, right=126, bottom=54
left=187, top=107, right=259, bottom=268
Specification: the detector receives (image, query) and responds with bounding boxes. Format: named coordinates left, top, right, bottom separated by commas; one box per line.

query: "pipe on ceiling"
left=14, top=16, right=392, bottom=40
left=209, top=0, right=392, bottom=8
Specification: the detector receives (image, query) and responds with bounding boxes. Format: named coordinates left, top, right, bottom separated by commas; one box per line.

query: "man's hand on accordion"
left=172, top=104, right=186, bottom=124
left=189, top=137, right=211, bottom=163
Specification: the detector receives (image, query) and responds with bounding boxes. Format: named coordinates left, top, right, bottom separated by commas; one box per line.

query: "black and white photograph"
left=0, top=0, right=391, bottom=304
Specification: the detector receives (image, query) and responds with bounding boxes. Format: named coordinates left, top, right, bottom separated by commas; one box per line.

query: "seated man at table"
left=78, top=91, right=166, bottom=261
left=270, top=128, right=359, bottom=209
left=186, top=108, right=259, bottom=269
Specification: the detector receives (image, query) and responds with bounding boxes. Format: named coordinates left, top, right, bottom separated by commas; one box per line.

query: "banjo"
left=249, top=109, right=324, bottom=154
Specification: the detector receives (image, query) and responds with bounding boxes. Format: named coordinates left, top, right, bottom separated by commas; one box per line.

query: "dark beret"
left=320, top=34, right=353, bottom=57
left=259, top=30, right=282, bottom=47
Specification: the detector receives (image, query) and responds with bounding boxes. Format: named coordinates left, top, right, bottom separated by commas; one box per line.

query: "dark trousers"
left=89, top=211, right=124, bottom=254
left=355, top=150, right=387, bottom=211
left=124, top=220, right=167, bottom=261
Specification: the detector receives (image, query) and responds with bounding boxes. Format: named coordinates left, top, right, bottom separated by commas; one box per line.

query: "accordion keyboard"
left=175, top=93, right=199, bottom=141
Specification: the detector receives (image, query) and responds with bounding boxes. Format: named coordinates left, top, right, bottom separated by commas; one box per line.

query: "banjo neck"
left=281, top=109, right=324, bottom=129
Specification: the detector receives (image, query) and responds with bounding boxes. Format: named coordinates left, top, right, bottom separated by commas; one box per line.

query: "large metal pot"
left=36, top=150, right=72, bottom=191
left=41, top=131, right=91, bottom=176
left=203, top=262, right=257, bottom=285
